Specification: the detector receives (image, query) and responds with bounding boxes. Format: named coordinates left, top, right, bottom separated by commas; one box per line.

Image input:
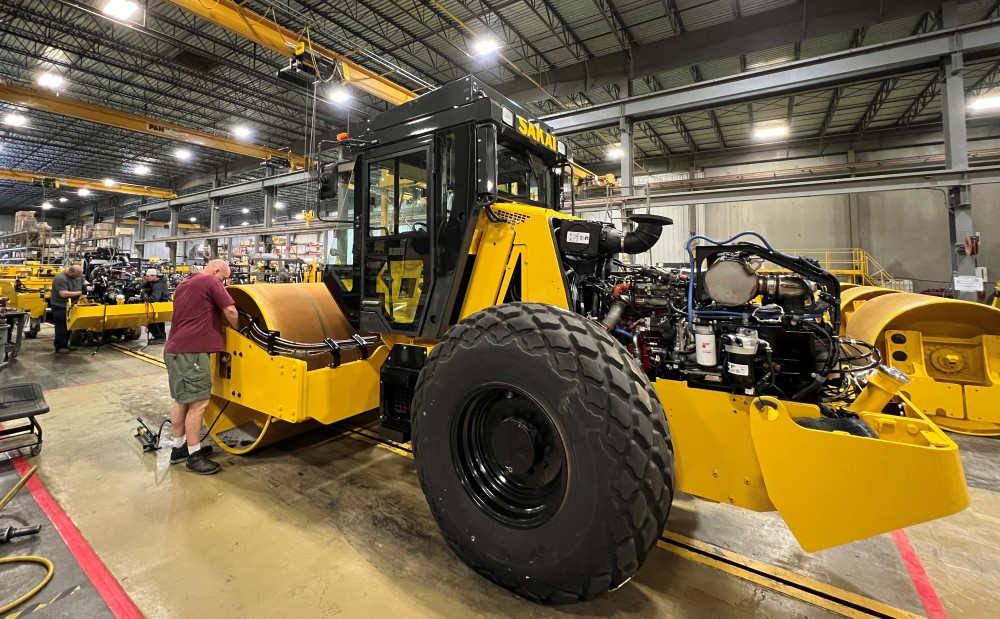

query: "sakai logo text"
left=516, top=116, right=558, bottom=152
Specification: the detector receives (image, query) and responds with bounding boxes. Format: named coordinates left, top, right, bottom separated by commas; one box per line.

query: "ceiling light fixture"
left=233, top=125, right=252, bottom=140
left=103, top=178, right=117, bottom=187
left=969, top=94, right=1000, bottom=111
left=78, top=188, right=91, bottom=197
left=329, top=86, right=351, bottom=104
left=37, top=72, right=65, bottom=90
left=606, top=147, right=623, bottom=160
left=101, top=0, right=140, bottom=21
left=219, top=224, right=226, bottom=230
left=189, top=217, right=197, bottom=222
left=241, top=221, right=249, bottom=226
left=294, top=213, right=304, bottom=220
left=41, top=201, right=53, bottom=210
left=59, top=197, right=68, bottom=203
left=752, top=124, right=789, bottom=141
left=3, top=113, right=27, bottom=127
left=241, top=207, right=249, bottom=214
left=275, top=201, right=285, bottom=209
left=174, top=148, right=193, bottom=161
left=134, top=163, right=150, bottom=176
left=472, top=38, right=499, bottom=56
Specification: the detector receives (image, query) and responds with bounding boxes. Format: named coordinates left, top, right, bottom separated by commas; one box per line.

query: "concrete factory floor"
left=2, top=326, right=999, bottom=618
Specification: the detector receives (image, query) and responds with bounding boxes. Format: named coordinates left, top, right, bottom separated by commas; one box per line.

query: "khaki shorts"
left=164, top=352, right=212, bottom=404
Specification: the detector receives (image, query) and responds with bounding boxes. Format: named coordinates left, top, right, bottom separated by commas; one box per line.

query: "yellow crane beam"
left=0, top=83, right=306, bottom=168
left=0, top=168, right=176, bottom=199
left=164, top=2, right=612, bottom=185
left=163, top=0, right=417, bottom=106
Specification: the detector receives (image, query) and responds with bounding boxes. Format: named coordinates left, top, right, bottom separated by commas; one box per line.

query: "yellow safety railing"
left=765, top=248, right=895, bottom=286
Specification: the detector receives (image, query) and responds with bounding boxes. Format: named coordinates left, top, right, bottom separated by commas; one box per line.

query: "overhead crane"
left=0, top=83, right=306, bottom=169
left=0, top=168, right=176, bottom=199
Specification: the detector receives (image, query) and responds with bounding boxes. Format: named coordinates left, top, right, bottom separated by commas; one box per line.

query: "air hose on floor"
left=0, top=465, right=54, bottom=614
left=0, top=556, right=55, bottom=613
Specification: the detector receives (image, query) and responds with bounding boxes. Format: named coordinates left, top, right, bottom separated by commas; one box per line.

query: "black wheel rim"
left=453, top=385, right=567, bottom=529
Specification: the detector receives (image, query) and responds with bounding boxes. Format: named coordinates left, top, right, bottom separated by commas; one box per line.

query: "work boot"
left=169, top=444, right=214, bottom=464
left=185, top=451, right=221, bottom=475
left=55, top=348, right=70, bottom=354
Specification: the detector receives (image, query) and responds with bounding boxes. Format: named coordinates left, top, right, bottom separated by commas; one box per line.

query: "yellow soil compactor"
left=204, top=78, right=969, bottom=603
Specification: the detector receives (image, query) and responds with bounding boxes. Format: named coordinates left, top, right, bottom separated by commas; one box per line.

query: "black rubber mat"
left=0, top=459, right=115, bottom=619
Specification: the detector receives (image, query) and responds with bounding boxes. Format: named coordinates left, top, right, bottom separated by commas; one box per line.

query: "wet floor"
left=2, top=325, right=998, bottom=618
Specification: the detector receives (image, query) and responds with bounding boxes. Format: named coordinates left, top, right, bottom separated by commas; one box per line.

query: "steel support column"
left=263, top=167, right=277, bottom=228
left=942, top=1, right=977, bottom=300
left=168, top=207, right=180, bottom=264
left=618, top=77, right=635, bottom=198
left=136, top=213, right=147, bottom=260
left=210, top=177, right=222, bottom=233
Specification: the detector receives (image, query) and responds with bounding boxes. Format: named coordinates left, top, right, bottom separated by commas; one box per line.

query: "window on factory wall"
left=368, top=150, right=429, bottom=237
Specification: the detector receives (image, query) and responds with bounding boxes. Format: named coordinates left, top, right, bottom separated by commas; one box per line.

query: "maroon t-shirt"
left=164, top=274, right=235, bottom=354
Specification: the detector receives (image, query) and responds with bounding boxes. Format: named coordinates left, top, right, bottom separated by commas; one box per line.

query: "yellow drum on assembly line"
left=847, top=291, right=1000, bottom=436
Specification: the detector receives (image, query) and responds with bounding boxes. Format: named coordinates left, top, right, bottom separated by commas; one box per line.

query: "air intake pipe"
left=599, top=214, right=673, bottom=254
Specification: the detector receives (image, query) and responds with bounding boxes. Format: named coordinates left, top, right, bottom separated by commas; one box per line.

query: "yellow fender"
left=847, top=292, right=1000, bottom=436
left=838, top=285, right=902, bottom=335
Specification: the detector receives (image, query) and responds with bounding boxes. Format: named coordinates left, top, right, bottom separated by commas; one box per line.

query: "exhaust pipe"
left=599, top=214, right=673, bottom=254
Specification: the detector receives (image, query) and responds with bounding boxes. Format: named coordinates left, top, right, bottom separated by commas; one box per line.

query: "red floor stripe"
left=10, top=456, right=144, bottom=619
left=891, top=529, right=948, bottom=619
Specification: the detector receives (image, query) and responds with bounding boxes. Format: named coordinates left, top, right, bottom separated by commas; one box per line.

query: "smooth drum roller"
left=847, top=292, right=1000, bottom=436
left=204, top=283, right=359, bottom=454
left=838, top=285, right=902, bottom=335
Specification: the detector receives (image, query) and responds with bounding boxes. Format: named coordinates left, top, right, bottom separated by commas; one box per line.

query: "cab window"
left=368, top=150, right=429, bottom=236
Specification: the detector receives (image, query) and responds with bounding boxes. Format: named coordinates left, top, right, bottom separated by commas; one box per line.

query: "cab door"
left=359, top=144, right=434, bottom=334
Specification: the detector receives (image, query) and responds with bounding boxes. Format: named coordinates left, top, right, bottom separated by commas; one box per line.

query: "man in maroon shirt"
left=164, top=259, right=239, bottom=474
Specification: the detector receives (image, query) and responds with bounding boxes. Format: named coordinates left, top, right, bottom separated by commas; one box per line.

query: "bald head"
left=65, top=264, right=83, bottom=278
left=203, top=259, right=231, bottom=282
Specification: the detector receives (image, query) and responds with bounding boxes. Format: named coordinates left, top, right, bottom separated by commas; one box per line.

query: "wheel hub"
left=491, top=417, right=540, bottom=475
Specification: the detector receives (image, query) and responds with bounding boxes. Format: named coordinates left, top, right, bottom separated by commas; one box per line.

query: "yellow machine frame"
left=206, top=202, right=969, bottom=553
left=66, top=299, right=173, bottom=333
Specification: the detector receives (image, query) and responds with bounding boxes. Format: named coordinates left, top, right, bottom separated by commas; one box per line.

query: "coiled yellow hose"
left=0, top=555, right=55, bottom=613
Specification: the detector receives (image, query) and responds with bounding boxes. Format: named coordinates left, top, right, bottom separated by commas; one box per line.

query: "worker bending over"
left=140, top=268, right=170, bottom=341
left=163, top=259, right=238, bottom=475
left=50, top=263, right=86, bottom=354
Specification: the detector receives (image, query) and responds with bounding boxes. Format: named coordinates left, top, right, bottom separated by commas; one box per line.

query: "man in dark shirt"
left=140, top=268, right=170, bottom=341
left=50, top=264, right=86, bottom=354
left=164, top=259, right=238, bottom=474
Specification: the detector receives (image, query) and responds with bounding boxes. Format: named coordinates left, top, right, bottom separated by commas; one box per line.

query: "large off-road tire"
left=412, top=303, right=673, bottom=604
left=68, top=330, right=85, bottom=347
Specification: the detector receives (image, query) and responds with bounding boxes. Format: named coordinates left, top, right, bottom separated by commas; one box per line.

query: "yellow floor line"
left=110, top=344, right=918, bottom=617
left=657, top=534, right=922, bottom=619
left=110, top=344, right=165, bottom=368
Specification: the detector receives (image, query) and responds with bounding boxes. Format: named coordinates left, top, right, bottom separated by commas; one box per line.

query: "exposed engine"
left=560, top=219, right=881, bottom=408
left=87, top=263, right=143, bottom=304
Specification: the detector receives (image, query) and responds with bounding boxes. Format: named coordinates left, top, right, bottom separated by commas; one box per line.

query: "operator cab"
left=323, top=77, right=571, bottom=341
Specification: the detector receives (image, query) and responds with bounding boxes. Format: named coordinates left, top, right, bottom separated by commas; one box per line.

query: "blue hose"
left=611, top=328, right=633, bottom=342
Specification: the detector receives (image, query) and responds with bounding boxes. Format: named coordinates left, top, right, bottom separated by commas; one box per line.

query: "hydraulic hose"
left=0, top=556, right=55, bottom=613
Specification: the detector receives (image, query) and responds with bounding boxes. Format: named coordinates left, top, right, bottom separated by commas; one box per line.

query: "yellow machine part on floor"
left=847, top=292, right=1000, bottom=436
left=838, top=285, right=902, bottom=335
left=66, top=300, right=173, bottom=332
left=204, top=283, right=397, bottom=454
